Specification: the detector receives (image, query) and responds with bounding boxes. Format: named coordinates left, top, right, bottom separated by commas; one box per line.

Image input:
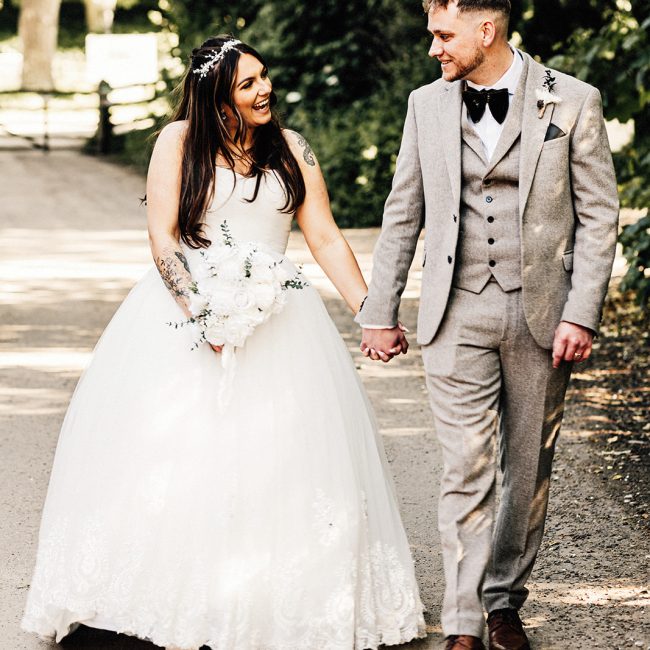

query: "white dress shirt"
left=465, top=48, right=523, bottom=161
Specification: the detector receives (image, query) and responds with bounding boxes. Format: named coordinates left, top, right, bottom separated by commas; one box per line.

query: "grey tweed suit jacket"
left=355, top=51, right=619, bottom=349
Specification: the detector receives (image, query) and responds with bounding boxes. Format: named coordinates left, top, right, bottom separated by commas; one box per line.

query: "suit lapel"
left=438, top=81, right=463, bottom=210
left=461, top=113, right=488, bottom=164
left=484, top=55, right=529, bottom=175
left=519, top=52, right=555, bottom=218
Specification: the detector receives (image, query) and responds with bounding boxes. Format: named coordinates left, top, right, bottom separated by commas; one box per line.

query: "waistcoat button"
left=489, top=260, right=496, bottom=267
left=487, top=216, right=495, bottom=223
left=488, top=238, right=495, bottom=245
left=486, top=196, right=493, bottom=203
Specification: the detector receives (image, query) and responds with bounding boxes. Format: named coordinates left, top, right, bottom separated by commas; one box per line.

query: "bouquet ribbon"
left=217, top=343, right=237, bottom=412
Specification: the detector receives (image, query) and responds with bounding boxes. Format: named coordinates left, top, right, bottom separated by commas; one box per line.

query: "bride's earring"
left=220, top=109, right=228, bottom=121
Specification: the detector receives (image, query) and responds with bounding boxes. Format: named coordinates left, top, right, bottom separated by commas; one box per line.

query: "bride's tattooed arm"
left=146, top=122, right=197, bottom=320
left=155, top=245, right=193, bottom=312
left=296, top=134, right=316, bottom=166
left=284, top=130, right=316, bottom=167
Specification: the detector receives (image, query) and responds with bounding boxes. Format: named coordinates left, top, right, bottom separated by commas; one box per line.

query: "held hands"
left=360, top=323, right=409, bottom=363
left=552, top=321, right=594, bottom=369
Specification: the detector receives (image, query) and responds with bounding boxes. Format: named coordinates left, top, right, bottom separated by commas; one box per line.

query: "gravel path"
left=1, top=151, right=648, bottom=650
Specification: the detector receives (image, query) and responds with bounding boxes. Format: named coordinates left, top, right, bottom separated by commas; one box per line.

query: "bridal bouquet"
left=181, top=221, right=307, bottom=348
left=169, top=221, right=308, bottom=407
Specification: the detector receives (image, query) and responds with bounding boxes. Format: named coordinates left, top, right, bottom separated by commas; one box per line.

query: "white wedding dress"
left=21, top=167, right=426, bottom=650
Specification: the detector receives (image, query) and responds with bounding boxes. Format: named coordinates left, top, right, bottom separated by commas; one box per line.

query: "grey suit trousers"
left=421, top=281, right=572, bottom=637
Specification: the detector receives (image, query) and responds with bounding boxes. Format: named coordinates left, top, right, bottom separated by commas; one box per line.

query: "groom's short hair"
left=423, top=0, right=511, bottom=17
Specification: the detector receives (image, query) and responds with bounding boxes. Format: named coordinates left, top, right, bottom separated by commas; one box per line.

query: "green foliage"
left=293, top=43, right=435, bottom=227
left=619, top=215, right=650, bottom=312
left=250, top=0, right=434, bottom=227
left=249, top=0, right=394, bottom=110
left=510, top=0, right=610, bottom=60
left=545, top=1, right=650, bottom=307
left=547, top=2, right=649, bottom=126
left=161, top=1, right=263, bottom=63
left=545, top=1, right=649, bottom=211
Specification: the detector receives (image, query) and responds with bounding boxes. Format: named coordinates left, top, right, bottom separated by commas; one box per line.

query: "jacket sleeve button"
left=448, top=256, right=453, bottom=264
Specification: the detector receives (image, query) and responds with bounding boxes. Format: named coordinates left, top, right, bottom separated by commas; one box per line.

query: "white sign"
left=0, top=52, right=23, bottom=91
left=86, top=33, right=158, bottom=87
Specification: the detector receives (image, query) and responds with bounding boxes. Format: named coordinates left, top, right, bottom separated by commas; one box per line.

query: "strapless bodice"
left=198, top=167, right=293, bottom=255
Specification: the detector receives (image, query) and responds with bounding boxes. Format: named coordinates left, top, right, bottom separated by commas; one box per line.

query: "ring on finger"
left=573, top=352, right=583, bottom=359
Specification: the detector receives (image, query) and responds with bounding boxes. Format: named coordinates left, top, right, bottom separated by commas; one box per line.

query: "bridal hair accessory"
left=192, top=39, right=242, bottom=80
left=536, top=69, right=561, bottom=119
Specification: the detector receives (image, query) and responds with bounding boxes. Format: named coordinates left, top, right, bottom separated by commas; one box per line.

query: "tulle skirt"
left=21, top=259, right=426, bottom=650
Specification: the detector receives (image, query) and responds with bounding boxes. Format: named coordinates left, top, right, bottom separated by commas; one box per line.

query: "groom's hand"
left=552, top=320, right=594, bottom=368
left=360, top=325, right=409, bottom=363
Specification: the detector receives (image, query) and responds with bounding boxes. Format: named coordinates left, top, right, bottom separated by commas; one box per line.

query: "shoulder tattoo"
left=295, top=132, right=316, bottom=166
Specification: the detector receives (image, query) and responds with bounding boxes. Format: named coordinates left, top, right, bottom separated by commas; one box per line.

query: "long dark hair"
left=167, top=36, right=306, bottom=249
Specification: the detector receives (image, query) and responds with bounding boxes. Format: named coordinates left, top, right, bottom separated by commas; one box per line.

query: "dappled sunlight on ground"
left=0, top=227, right=150, bottom=306
left=530, top=581, right=650, bottom=608
left=1, top=278, right=148, bottom=306
left=0, top=349, right=92, bottom=371
left=0, top=385, right=71, bottom=416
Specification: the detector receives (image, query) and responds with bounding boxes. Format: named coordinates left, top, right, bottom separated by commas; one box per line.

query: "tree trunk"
left=84, top=0, right=117, bottom=33
left=18, top=0, right=62, bottom=91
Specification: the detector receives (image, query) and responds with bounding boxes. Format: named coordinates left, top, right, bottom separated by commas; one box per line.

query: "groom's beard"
left=443, top=47, right=485, bottom=82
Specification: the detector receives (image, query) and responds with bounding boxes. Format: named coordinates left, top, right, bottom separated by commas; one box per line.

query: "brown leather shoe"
left=443, top=635, right=487, bottom=650
left=487, top=608, right=530, bottom=650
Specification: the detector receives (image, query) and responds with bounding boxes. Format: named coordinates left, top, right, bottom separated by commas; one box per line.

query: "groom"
left=356, top=1, right=619, bottom=649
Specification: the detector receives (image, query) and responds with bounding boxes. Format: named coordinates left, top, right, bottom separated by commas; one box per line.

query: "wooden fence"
left=0, top=81, right=162, bottom=153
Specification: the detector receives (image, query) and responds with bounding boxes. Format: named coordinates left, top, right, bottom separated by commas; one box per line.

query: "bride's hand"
left=210, top=344, right=223, bottom=354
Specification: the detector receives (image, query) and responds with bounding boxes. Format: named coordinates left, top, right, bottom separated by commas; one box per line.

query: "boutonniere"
left=536, top=69, right=561, bottom=119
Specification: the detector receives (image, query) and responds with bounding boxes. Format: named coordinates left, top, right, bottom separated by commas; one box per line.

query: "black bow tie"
left=462, top=87, right=510, bottom=124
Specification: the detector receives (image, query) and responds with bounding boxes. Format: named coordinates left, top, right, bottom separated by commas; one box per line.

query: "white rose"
left=203, top=243, right=238, bottom=267
left=249, top=258, right=274, bottom=283
left=188, top=291, right=208, bottom=315
left=224, top=316, right=254, bottom=347
left=232, top=287, right=256, bottom=312
left=251, top=283, right=277, bottom=311
left=196, top=275, right=220, bottom=297
left=274, top=261, right=297, bottom=285
left=247, top=308, right=266, bottom=326
left=204, top=323, right=226, bottom=346
left=197, top=279, right=234, bottom=312
left=272, top=290, right=288, bottom=312
left=219, top=254, right=245, bottom=282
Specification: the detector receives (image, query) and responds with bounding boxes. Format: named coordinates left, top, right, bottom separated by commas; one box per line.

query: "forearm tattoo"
left=175, top=250, right=190, bottom=273
left=296, top=133, right=316, bottom=166
left=155, top=247, right=191, bottom=305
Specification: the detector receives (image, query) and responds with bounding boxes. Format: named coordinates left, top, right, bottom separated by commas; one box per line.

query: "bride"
left=21, top=36, right=426, bottom=650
